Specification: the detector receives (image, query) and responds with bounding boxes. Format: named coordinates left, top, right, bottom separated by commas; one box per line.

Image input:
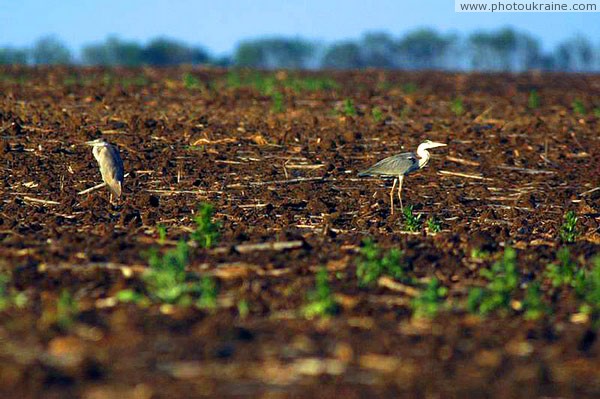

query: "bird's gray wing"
left=97, top=145, right=124, bottom=196
left=358, top=152, right=418, bottom=177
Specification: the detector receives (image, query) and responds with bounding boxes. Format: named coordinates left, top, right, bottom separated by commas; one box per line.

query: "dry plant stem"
left=390, top=178, right=397, bottom=215
left=438, top=170, right=491, bottom=180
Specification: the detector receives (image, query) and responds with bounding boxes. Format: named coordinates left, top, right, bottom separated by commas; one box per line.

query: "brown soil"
left=0, top=66, right=599, bottom=398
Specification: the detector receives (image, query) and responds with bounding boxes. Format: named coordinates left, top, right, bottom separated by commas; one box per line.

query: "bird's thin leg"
left=390, top=178, right=397, bottom=215
left=398, top=175, right=404, bottom=212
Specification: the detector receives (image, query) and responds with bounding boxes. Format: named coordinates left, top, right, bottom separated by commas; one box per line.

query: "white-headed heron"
left=86, top=138, right=124, bottom=204
left=358, top=140, right=447, bottom=214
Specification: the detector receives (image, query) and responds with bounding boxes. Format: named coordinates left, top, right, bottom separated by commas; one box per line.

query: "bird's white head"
left=85, top=138, right=108, bottom=147
left=419, top=139, right=447, bottom=151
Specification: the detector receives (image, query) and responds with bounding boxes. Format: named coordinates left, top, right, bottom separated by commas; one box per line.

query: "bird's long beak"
left=429, top=142, right=447, bottom=148
left=85, top=139, right=101, bottom=146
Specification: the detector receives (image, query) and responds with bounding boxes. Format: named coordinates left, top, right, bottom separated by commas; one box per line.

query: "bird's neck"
left=417, top=147, right=431, bottom=168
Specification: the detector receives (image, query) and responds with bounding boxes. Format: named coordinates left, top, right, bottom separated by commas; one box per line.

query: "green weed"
left=467, top=247, right=519, bottom=315
left=403, top=83, right=417, bottom=94
left=426, top=216, right=442, bottom=233
left=197, top=276, right=218, bottom=309
left=545, top=247, right=584, bottom=288
left=303, top=267, right=339, bottom=318
left=143, top=240, right=198, bottom=305
left=451, top=98, right=464, bottom=116
left=56, top=290, right=79, bottom=329
left=577, top=257, right=600, bottom=318
left=342, top=98, right=357, bottom=116
left=0, top=273, right=27, bottom=311
left=191, top=203, right=220, bottom=249
left=183, top=72, right=201, bottom=89
left=528, top=89, right=540, bottom=109
left=594, top=108, right=600, bottom=118
left=403, top=205, right=422, bottom=232
left=271, top=91, right=285, bottom=113
left=572, top=99, right=586, bottom=115
left=522, top=282, right=549, bottom=320
left=470, top=248, right=491, bottom=260
left=371, top=107, right=384, bottom=122
left=559, top=210, right=578, bottom=243
left=225, top=71, right=242, bottom=89
left=237, top=299, right=250, bottom=318
left=356, top=239, right=408, bottom=287
left=157, top=224, right=167, bottom=244
left=411, top=278, right=448, bottom=318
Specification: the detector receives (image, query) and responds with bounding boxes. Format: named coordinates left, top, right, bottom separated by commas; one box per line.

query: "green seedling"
left=342, top=98, right=357, bottom=116
left=426, top=216, right=442, bottom=233
left=56, top=290, right=79, bottom=330
left=403, top=205, right=422, bottom=232
left=451, top=97, right=464, bottom=116
left=183, top=72, right=201, bottom=89
left=577, top=257, right=600, bottom=318
left=0, top=274, right=11, bottom=311
left=303, top=267, right=338, bottom=318
left=199, top=277, right=218, bottom=308
left=572, top=99, right=586, bottom=115
left=143, top=240, right=199, bottom=305
left=225, top=71, right=242, bottom=89
left=545, top=247, right=584, bottom=288
left=271, top=91, right=284, bottom=113
left=191, top=203, right=220, bottom=249
left=559, top=210, right=578, bottom=243
left=237, top=299, right=250, bottom=318
left=411, top=278, right=448, bottom=318
left=356, top=239, right=408, bottom=287
left=528, top=89, right=540, bottom=110
left=522, top=282, right=549, bottom=320
left=467, top=247, right=519, bottom=315
left=197, top=276, right=218, bottom=309
left=403, top=83, right=417, bottom=94
left=371, top=107, right=384, bottom=122
left=470, top=248, right=490, bottom=260
left=157, top=224, right=167, bottom=244
left=116, top=289, right=147, bottom=305
left=594, top=108, right=600, bottom=118
left=0, top=273, right=27, bottom=311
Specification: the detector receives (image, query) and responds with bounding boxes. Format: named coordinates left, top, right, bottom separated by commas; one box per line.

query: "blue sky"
left=1, top=0, right=599, bottom=54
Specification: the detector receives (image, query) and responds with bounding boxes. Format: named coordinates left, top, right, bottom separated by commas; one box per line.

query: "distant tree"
left=31, top=36, right=72, bottom=65
left=321, top=42, right=364, bottom=69
left=468, top=27, right=541, bottom=71
left=360, top=32, right=398, bottom=68
left=235, top=42, right=265, bottom=67
left=213, top=55, right=233, bottom=67
left=82, top=36, right=143, bottom=66
left=234, top=38, right=314, bottom=69
left=396, top=28, right=452, bottom=69
left=0, top=47, right=28, bottom=65
left=141, top=37, right=209, bottom=66
left=555, top=36, right=595, bottom=71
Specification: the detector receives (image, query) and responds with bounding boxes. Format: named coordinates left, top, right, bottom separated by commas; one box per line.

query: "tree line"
left=1, top=28, right=599, bottom=72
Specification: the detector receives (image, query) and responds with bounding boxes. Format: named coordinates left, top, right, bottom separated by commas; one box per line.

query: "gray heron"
left=358, top=140, right=447, bottom=214
left=85, top=138, right=124, bottom=204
